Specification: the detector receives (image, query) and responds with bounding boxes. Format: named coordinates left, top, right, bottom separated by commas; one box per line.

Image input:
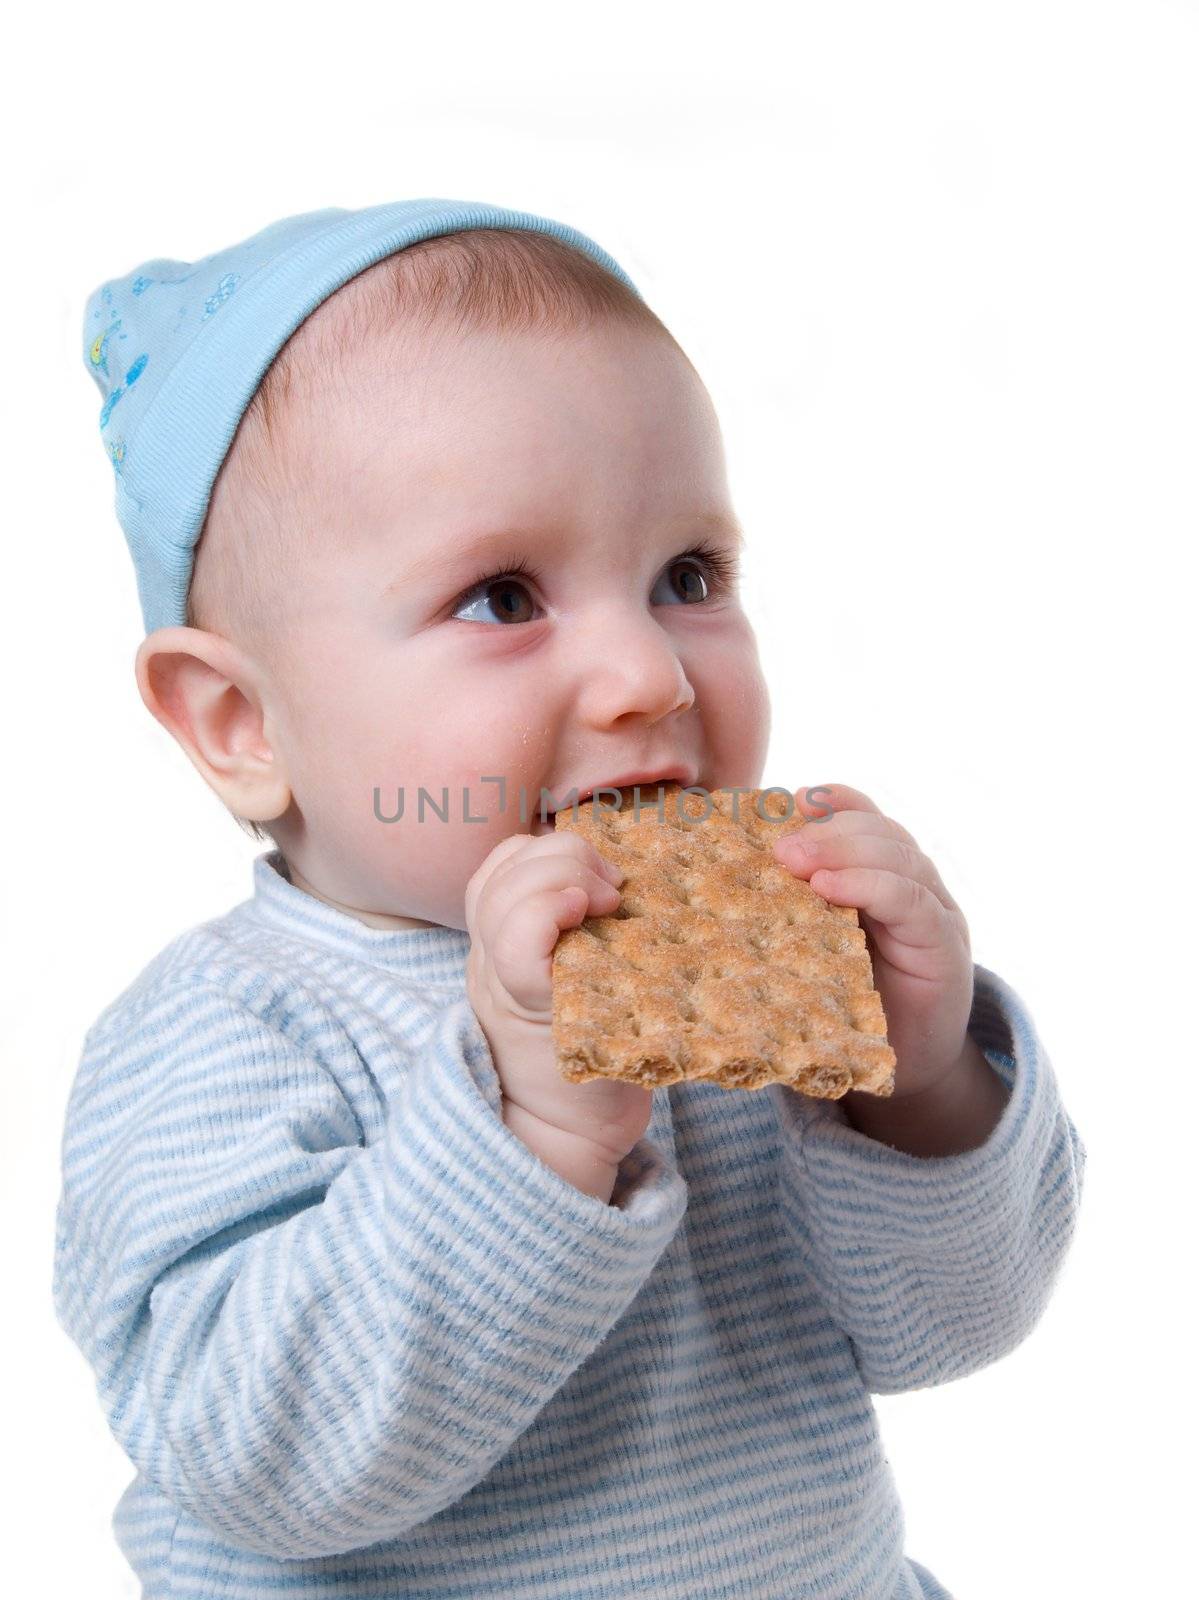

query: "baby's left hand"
left=771, top=784, right=975, bottom=1100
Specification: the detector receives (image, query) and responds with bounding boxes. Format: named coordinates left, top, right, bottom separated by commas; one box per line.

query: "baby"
left=55, top=199, right=1086, bottom=1599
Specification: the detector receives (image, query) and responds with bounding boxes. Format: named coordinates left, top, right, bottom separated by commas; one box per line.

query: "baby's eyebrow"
left=383, top=512, right=744, bottom=595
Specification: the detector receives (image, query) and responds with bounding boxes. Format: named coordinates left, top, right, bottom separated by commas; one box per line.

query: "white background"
left=4, top=1, right=1195, bottom=1593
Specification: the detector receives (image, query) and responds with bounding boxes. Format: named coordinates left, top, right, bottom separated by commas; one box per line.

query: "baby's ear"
left=133, top=627, right=291, bottom=825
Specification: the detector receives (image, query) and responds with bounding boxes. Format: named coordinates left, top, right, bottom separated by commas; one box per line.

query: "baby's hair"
left=186, top=226, right=683, bottom=846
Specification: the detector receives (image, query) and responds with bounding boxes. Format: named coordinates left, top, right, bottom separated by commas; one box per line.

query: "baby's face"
left=261, top=315, right=771, bottom=930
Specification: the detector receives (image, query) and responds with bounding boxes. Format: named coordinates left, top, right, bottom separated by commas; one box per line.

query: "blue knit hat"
left=82, top=198, right=642, bottom=636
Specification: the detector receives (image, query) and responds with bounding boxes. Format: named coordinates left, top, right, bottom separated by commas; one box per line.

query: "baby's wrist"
left=502, top=1097, right=622, bottom=1204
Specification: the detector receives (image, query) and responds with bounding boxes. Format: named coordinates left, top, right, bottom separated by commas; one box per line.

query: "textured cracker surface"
left=551, top=784, right=897, bottom=1097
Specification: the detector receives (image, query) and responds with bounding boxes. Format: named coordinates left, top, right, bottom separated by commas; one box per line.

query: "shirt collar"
left=246, top=849, right=471, bottom=985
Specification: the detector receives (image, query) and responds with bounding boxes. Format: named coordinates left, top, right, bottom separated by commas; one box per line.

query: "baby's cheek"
left=401, top=759, right=518, bottom=870
left=694, top=637, right=771, bottom=779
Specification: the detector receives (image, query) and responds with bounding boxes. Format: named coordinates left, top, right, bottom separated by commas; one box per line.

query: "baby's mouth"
left=527, top=769, right=700, bottom=836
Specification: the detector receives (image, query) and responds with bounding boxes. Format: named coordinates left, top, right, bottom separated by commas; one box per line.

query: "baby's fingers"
left=488, top=877, right=620, bottom=1018
left=806, top=866, right=951, bottom=957
left=476, top=845, right=619, bottom=940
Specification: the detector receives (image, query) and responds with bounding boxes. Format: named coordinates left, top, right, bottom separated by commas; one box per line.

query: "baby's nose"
left=571, top=632, right=696, bottom=728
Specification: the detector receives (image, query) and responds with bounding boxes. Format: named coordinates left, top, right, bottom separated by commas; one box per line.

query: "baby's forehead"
left=247, top=307, right=717, bottom=573
left=264, top=315, right=496, bottom=483
left=285, top=319, right=651, bottom=469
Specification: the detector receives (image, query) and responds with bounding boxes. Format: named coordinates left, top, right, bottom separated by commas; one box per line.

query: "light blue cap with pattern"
left=82, top=198, right=642, bottom=636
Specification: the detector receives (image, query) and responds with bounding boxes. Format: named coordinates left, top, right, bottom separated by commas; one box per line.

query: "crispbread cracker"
left=551, top=783, right=896, bottom=1097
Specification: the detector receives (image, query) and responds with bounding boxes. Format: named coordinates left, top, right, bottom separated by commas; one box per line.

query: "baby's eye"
left=447, top=541, right=738, bottom=626
left=451, top=572, right=540, bottom=626
left=651, top=555, right=713, bottom=606
left=652, top=543, right=740, bottom=606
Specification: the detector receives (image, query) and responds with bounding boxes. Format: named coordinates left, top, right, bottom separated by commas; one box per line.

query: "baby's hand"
left=772, top=783, right=976, bottom=1101
left=464, top=832, right=654, bottom=1167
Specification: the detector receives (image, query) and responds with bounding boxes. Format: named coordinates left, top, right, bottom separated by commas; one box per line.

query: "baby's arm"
left=52, top=973, right=686, bottom=1560
left=769, top=963, right=1086, bottom=1393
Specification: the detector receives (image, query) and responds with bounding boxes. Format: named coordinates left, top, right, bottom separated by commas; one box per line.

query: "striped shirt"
left=52, top=847, right=1085, bottom=1598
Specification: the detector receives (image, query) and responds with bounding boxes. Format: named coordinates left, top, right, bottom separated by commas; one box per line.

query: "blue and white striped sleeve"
left=768, top=963, right=1086, bottom=1394
left=51, top=977, right=688, bottom=1560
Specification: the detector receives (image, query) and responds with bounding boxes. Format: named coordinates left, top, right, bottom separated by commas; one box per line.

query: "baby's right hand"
left=464, top=832, right=654, bottom=1167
